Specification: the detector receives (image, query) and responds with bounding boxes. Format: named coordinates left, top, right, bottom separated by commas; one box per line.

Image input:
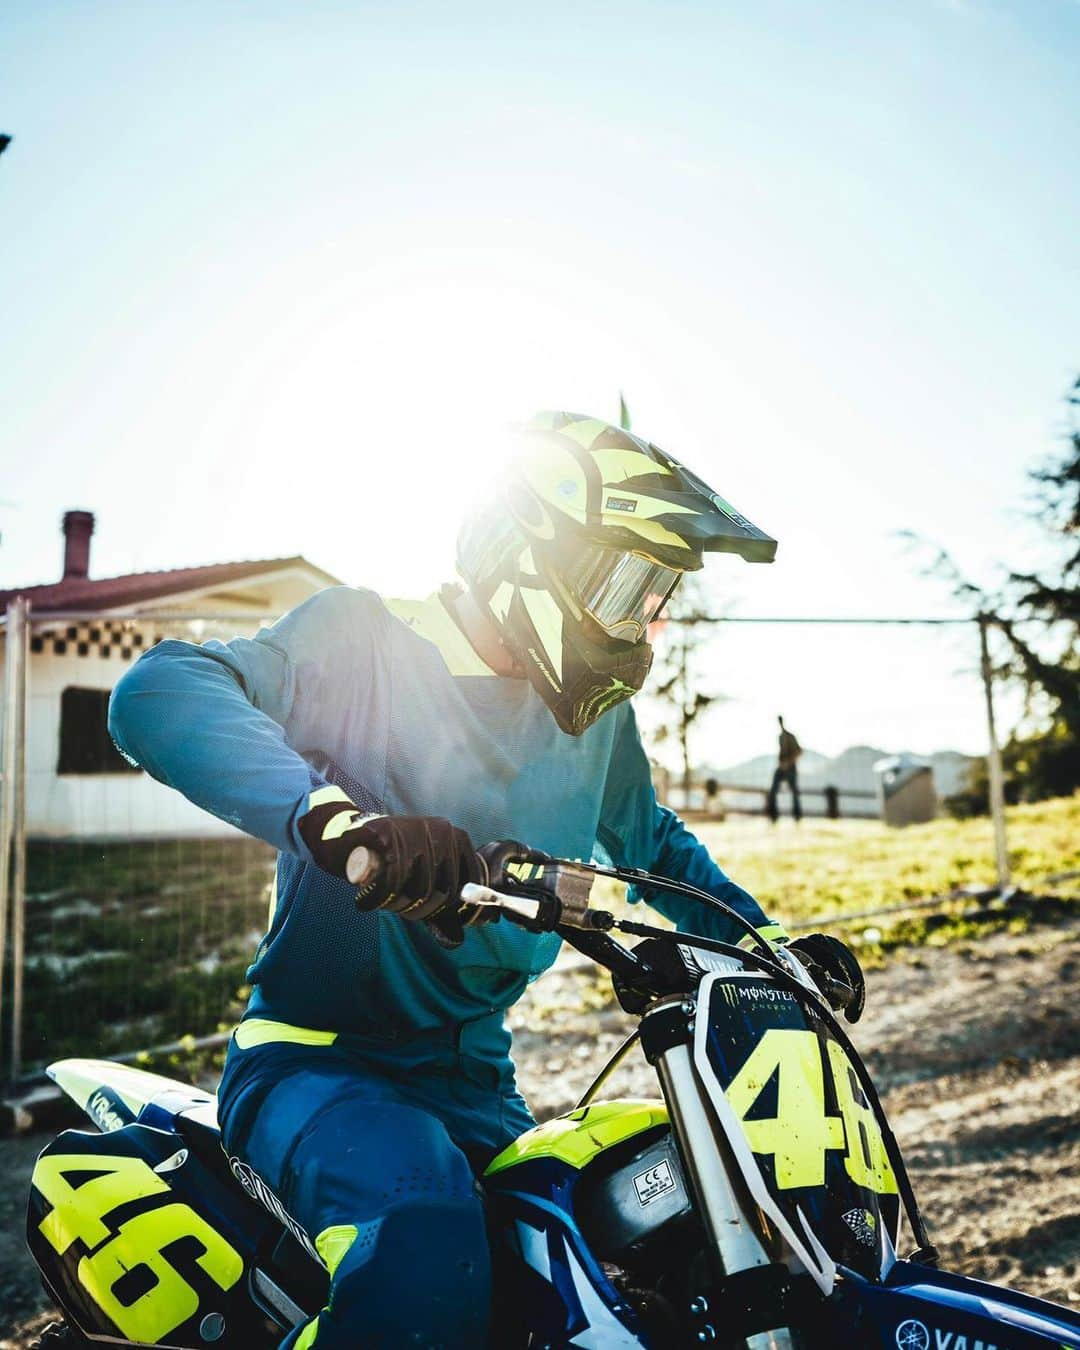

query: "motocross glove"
left=787, top=933, right=866, bottom=1024
left=297, top=798, right=490, bottom=946
left=736, top=923, right=791, bottom=951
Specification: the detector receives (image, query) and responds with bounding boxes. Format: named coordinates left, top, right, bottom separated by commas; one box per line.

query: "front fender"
left=831, top=1260, right=1080, bottom=1348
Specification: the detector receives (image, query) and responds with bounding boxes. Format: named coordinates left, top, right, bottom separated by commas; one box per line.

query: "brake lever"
left=822, top=973, right=856, bottom=1011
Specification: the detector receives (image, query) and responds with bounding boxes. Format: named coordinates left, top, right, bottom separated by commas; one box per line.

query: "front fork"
left=644, top=998, right=798, bottom=1350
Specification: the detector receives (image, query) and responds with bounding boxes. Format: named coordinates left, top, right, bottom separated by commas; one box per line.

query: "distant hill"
left=705, top=745, right=978, bottom=799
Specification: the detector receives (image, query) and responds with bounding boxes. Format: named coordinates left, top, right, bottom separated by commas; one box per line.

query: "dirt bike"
left=24, top=850, right=1080, bottom=1348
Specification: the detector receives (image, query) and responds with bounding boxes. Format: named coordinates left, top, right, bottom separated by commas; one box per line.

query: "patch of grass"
left=693, top=793, right=1080, bottom=927
left=9, top=837, right=275, bottom=1071
left=846, top=892, right=1080, bottom=967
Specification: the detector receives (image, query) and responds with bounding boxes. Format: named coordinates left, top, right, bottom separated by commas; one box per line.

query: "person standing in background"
left=767, top=714, right=803, bottom=822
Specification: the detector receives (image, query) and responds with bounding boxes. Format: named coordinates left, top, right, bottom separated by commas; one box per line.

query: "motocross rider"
left=109, top=411, right=864, bottom=1349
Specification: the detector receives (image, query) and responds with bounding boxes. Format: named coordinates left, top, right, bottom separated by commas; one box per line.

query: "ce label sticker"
left=633, top=1160, right=676, bottom=1207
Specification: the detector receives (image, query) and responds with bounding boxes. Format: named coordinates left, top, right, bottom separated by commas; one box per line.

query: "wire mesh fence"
left=20, top=834, right=274, bottom=1068
left=2, top=608, right=280, bottom=1080
left=0, top=599, right=1013, bottom=1083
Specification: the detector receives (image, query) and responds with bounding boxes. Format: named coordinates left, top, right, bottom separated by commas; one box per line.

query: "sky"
left=1, top=0, right=1077, bottom=765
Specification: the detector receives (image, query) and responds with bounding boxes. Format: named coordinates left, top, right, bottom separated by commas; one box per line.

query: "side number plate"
left=33, top=1152, right=242, bottom=1342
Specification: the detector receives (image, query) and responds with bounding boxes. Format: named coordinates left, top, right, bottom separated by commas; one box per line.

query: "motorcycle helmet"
left=457, top=411, right=777, bottom=735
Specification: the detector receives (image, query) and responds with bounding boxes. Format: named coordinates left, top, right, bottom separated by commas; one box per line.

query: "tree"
left=915, top=375, right=1079, bottom=806
left=999, top=377, right=1080, bottom=704
left=646, top=572, right=727, bottom=806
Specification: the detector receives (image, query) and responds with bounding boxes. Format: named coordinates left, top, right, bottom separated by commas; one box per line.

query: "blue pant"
left=217, top=1028, right=534, bottom=1349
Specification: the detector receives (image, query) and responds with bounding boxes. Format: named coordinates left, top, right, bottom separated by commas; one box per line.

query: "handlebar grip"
left=346, top=845, right=380, bottom=887
left=344, top=837, right=547, bottom=895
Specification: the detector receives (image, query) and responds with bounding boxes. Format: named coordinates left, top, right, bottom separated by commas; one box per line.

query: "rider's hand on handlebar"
left=298, top=803, right=493, bottom=945
left=787, top=933, right=866, bottom=1023
left=476, top=839, right=552, bottom=885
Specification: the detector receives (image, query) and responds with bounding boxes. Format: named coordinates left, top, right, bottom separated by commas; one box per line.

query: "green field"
left=696, top=792, right=1080, bottom=925
left=587, top=793, right=1079, bottom=965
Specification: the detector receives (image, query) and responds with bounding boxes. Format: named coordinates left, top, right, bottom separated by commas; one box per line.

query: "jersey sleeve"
left=596, top=704, right=786, bottom=945
left=108, top=587, right=388, bottom=859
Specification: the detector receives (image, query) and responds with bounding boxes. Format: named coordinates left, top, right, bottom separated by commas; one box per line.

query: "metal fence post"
left=977, top=613, right=1011, bottom=891
left=9, top=597, right=29, bottom=1083
left=0, top=596, right=29, bottom=1080
left=0, top=601, right=16, bottom=1065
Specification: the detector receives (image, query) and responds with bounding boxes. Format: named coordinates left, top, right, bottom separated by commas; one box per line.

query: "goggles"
left=561, top=545, right=681, bottom=641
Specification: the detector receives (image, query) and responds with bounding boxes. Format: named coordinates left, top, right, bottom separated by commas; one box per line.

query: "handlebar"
left=459, top=875, right=608, bottom=932
left=344, top=841, right=605, bottom=933
left=342, top=837, right=853, bottom=1011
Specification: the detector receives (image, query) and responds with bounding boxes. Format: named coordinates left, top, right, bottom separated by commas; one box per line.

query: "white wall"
left=26, top=643, right=244, bottom=839
left=4, top=567, right=334, bottom=840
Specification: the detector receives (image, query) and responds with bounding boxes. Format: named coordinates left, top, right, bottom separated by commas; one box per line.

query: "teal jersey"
left=109, top=586, right=773, bottom=1068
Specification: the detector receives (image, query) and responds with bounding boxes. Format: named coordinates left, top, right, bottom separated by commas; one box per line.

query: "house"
left=0, top=511, right=341, bottom=839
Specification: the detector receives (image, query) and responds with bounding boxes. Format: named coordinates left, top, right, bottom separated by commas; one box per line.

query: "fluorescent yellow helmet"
left=457, top=412, right=776, bottom=735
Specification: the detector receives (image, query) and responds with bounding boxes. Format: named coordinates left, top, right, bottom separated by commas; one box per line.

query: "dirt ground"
left=2, top=915, right=1077, bottom=1343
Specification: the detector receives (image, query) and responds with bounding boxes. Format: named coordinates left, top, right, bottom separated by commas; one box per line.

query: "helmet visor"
left=562, top=545, right=680, bottom=641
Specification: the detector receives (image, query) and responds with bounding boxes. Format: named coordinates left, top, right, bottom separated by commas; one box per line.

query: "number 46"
left=33, top=1152, right=242, bottom=1342
left=725, top=1028, right=898, bottom=1194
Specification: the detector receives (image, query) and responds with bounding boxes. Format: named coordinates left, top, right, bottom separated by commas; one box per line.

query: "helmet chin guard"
left=457, top=411, right=776, bottom=735
left=551, top=632, right=654, bottom=736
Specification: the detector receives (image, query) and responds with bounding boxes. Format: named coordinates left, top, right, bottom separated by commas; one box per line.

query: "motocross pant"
left=217, top=1023, right=534, bottom=1350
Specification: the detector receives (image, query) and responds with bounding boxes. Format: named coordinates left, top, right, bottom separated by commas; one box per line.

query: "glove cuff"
left=298, top=786, right=383, bottom=879
left=736, top=922, right=790, bottom=951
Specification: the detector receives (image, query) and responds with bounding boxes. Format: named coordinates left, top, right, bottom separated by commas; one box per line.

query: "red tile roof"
left=0, top=557, right=341, bottom=614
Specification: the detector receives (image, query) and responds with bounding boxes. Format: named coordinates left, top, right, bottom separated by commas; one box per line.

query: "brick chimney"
left=62, top=510, right=95, bottom=579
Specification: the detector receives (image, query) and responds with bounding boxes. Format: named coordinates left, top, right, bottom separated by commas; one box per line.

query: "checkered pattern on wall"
left=29, top=620, right=160, bottom=660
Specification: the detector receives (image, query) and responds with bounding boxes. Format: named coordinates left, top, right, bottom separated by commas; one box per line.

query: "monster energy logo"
left=580, top=678, right=636, bottom=725
left=717, top=981, right=795, bottom=1007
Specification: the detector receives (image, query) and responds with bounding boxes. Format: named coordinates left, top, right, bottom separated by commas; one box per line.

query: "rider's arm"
left=108, top=587, right=388, bottom=860
left=596, top=704, right=788, bottom=946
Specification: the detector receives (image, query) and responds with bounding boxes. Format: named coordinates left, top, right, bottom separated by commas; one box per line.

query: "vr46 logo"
left=725, top=1028, right=898, bottom=1194
left=33, top=1152, right=242, bottom=1341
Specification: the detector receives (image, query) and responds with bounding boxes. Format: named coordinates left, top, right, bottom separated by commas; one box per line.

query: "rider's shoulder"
left=273, top=587, right=394, bottom=655
left=293, top=584, right=392, bottom=624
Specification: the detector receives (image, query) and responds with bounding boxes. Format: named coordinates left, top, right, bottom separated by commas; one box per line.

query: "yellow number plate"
left=33, top=1151, right=243, bottom=1341
left=725, top=1028, right=898, bottom=1195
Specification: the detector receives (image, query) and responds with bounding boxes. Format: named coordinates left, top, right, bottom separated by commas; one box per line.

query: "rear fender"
left=47, top=1058, right=213, bottom=1133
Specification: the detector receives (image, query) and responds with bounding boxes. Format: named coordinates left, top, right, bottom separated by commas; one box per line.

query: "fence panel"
left=6, top=611, right=278, bottom=1077
left=22, top=834, right=274, bottom=1066
left=1, top=604, right=1017, bottom=1078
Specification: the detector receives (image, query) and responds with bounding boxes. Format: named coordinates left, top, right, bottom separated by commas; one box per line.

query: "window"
left=58, top=687, right=140, bottom=775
